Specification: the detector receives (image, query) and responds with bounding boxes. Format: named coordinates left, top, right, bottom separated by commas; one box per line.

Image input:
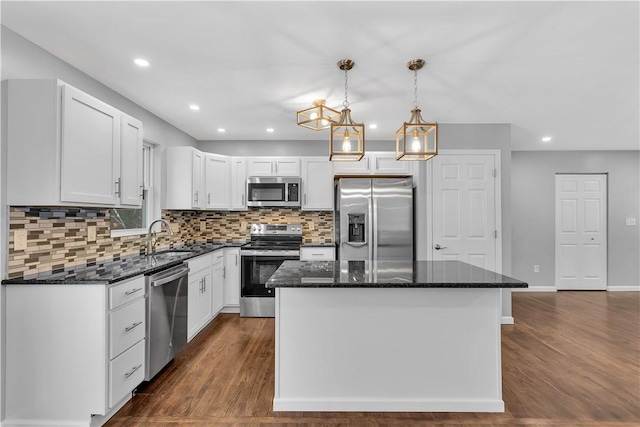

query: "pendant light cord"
left=414, top=68, right=419, bottom=109
left=343, top=69, right=350, bottom=108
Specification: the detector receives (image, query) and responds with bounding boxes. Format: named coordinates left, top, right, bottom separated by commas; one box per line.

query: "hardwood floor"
left=106, top=292, right=640, bottom=426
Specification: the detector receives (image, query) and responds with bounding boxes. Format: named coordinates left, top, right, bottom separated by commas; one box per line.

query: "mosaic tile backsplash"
left=7, top=207, right=333, bottom=279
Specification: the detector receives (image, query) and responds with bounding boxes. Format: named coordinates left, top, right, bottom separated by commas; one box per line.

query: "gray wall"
left=1, top=26, right=197, bottom=149
left=198, top=139, right=397, bottom=156
left=512, top=151, right=640, bottom=289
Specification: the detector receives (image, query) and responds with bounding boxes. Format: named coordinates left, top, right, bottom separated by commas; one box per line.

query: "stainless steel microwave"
left=247, top=177, right=301, bottom=208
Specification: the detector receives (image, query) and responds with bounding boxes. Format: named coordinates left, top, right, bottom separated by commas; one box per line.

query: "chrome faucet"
left=147, top=219, right=173, bottom=255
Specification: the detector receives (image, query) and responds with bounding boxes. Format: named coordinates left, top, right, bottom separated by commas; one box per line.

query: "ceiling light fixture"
left=542, top=136, right=552, bottom=142
left=297, top=99, right=341, bottom=131
left=369, top=124, right=378, bottom=129
left=189, top=104, right=200, bottom=111
left=330, top=59, right=365, bottom=162
left=134, top=58, right=150, bottom=67
left=396, top=59, right=438, bottom=161
left=266, top=128, right=275, bottom=133
left=217, top=128, right=226, bottom=133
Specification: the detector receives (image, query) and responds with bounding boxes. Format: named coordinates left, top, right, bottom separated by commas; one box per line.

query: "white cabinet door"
left=199, top=269, right=213, bottom=325
left=223, top=248, right=241, bottom=308
left=230, top=157, right=247, bottom=210
left=301, top=157, right=334, bottom=211
left=119, top=115, right=143, bottom=206
left=205, top=154, right=230, bottom=210
left=192, top=150, right=205, bottom=209
left=212, top=251, right=225, bottom=315
left=187, top=268, right=204, bottom=341
left=247, top=159, right=275, bottom=176
left=60, top=84, right=121, bottom=205
left=332, top=155, right=371, bottom=175
left=274, top=158, right=300, bottom=176
left=372, top=152, right=412, bottom=174
left=247, top=157, right=301, bottom=176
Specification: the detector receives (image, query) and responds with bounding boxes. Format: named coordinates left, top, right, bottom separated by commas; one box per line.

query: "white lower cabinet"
left=212, top=250, right=225, bottom=314
left=223, top=247, right=241, bottom=311
left=4, top=276, right=146, bottom=426
left=187, top=253, right=214, bottom=341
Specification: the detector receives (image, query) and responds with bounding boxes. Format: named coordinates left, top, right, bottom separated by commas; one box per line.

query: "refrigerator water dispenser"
left=348, top=214, right=365, bottom=243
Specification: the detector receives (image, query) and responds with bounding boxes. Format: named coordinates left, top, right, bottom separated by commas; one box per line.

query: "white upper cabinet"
left=204, top=154, right=230, bottom=209
left=301, top=157, right=334, bottom=211
left=247, top=157, right=300, bottom=177
left=230, top=157, right=247, bottom=211
left=6, top=79, right=143, bottom=207
left=119, top=115, right=144, bottom=206
left=332, top=152, right=413, bottom=176
left=166, top=146, right=202, bottom=210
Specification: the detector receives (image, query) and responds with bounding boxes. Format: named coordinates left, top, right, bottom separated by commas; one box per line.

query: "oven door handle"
left=240, top=250, right=300, bottom=257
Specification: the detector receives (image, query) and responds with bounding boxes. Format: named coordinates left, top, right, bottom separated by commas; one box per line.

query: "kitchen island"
left=267, top=260, right=527, bottom=413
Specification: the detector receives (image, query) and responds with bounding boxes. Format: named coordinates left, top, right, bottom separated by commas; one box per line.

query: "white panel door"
left=192, top=150, right=204, bottom=209
left=60, top=84, right=120, bottom=205
left=431, top=153, right=498, bottom=271
left=555, top=174, right=607, bottom=290
left=301, top=157, right=333, bottom=210
left=230, top=157, right=247, bottom=210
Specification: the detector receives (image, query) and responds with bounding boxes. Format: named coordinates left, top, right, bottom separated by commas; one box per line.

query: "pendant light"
left=396, top=59, right=438, bottom=161
left=297, top=99, right=341, bottom=131
left=330, top=59, right=365, bottom=161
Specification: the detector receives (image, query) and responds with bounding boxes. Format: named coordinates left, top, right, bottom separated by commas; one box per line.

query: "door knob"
left=434, top=244, right=447, bottom=250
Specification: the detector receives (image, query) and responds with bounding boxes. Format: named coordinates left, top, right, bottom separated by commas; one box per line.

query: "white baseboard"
left=607, top=286, right=640, bottom=292
left=221, top=305, right=240, bottom=313
left=512, top=286, right=557, bottom=292
left=2, top=420, right=89, bottom=426
left=501, top=316, right=514, bottom=325
left=273, top=397, right=505, bottom=413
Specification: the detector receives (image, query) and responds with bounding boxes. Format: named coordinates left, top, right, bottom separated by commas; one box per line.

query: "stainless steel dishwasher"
left=144, top=263, right=190, bottom=381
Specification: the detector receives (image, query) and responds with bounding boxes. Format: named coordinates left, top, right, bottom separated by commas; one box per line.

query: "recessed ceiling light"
left=189, top=105, right=200, bottom=111
left=542, top=136, right=552, bottom=142
left=369, top=124, right=378, bottom=129
left=134, top=58, right=149, bottom=67
left=266, top=128, right=275, bottom=133
left=217, top=128, right=226, bottom=133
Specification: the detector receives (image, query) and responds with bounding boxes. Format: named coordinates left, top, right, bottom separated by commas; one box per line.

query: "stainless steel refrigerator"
left=335, top=177, right=414, bottom=261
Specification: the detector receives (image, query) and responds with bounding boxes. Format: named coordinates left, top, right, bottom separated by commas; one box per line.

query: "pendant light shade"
left=396, top=59, right=438, bottom=161
left=330, top=59, right=365, bottom=161
left=297, top=99, right=341, bottom=131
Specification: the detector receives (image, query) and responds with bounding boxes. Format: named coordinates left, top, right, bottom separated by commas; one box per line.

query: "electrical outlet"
left=200, top=221, right=206, bottom=232
left=533, top=265, right=540, bottom=273
left=87, top=226, right=97, bottom=242
left=14, top=229, right=27, bottom=251
left=170, top=223, right=179, bottom=233
left=626, top=218, right=637, bottom=226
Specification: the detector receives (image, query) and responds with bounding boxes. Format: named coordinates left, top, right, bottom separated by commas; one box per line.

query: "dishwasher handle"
left=149, top=265, right=190, bottom=287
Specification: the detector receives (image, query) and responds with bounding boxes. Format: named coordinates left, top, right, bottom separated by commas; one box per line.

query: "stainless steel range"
left=240, top=224, right=302, bottom=317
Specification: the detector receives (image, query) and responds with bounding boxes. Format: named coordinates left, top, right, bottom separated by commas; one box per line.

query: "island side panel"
left=274, top=287, right=504, bottom=412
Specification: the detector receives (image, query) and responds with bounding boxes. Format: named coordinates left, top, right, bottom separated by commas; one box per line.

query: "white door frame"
left=554, top=173, right=608, bottom=290
left=425, top=149, right=503, bottom=274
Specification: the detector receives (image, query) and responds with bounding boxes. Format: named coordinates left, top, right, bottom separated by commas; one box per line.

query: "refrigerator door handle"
left=372, top=198, right=378, bottom=261
left=368, top=197, right=374, bottom=261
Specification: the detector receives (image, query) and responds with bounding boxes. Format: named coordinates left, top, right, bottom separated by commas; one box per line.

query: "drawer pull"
left=311, top=253, right=323, bottom=256
left=125, top=287, right=143, bottom=296
left=124, top=364, right=142, bottom=379
left=125, top=321, right=143, bottom=332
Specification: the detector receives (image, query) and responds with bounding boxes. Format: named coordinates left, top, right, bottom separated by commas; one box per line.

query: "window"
left=110, top=143, right=154, bottom=236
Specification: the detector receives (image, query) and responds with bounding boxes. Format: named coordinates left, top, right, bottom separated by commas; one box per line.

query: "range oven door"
left=240, top=251, right=299, bottom=297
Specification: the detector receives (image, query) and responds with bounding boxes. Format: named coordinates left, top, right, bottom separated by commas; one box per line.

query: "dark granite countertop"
left=2, top=241, right=245, bottom=285
left=266, top=260, right=528, bottom=289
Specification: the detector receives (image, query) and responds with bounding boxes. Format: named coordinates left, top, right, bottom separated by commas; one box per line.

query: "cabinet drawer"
left=109, top=276, right=145, bottom=310
left=300, top=247, right=335, bottom=261
left=109, top=339, right=145, bottom=408
left=213, top=249, right=224, bottom=263
left=109, top=298, right=145, bottom=359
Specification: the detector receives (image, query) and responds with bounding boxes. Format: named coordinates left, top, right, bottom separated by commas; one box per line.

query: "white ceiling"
left=1, top=1, right=638, bottom=151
